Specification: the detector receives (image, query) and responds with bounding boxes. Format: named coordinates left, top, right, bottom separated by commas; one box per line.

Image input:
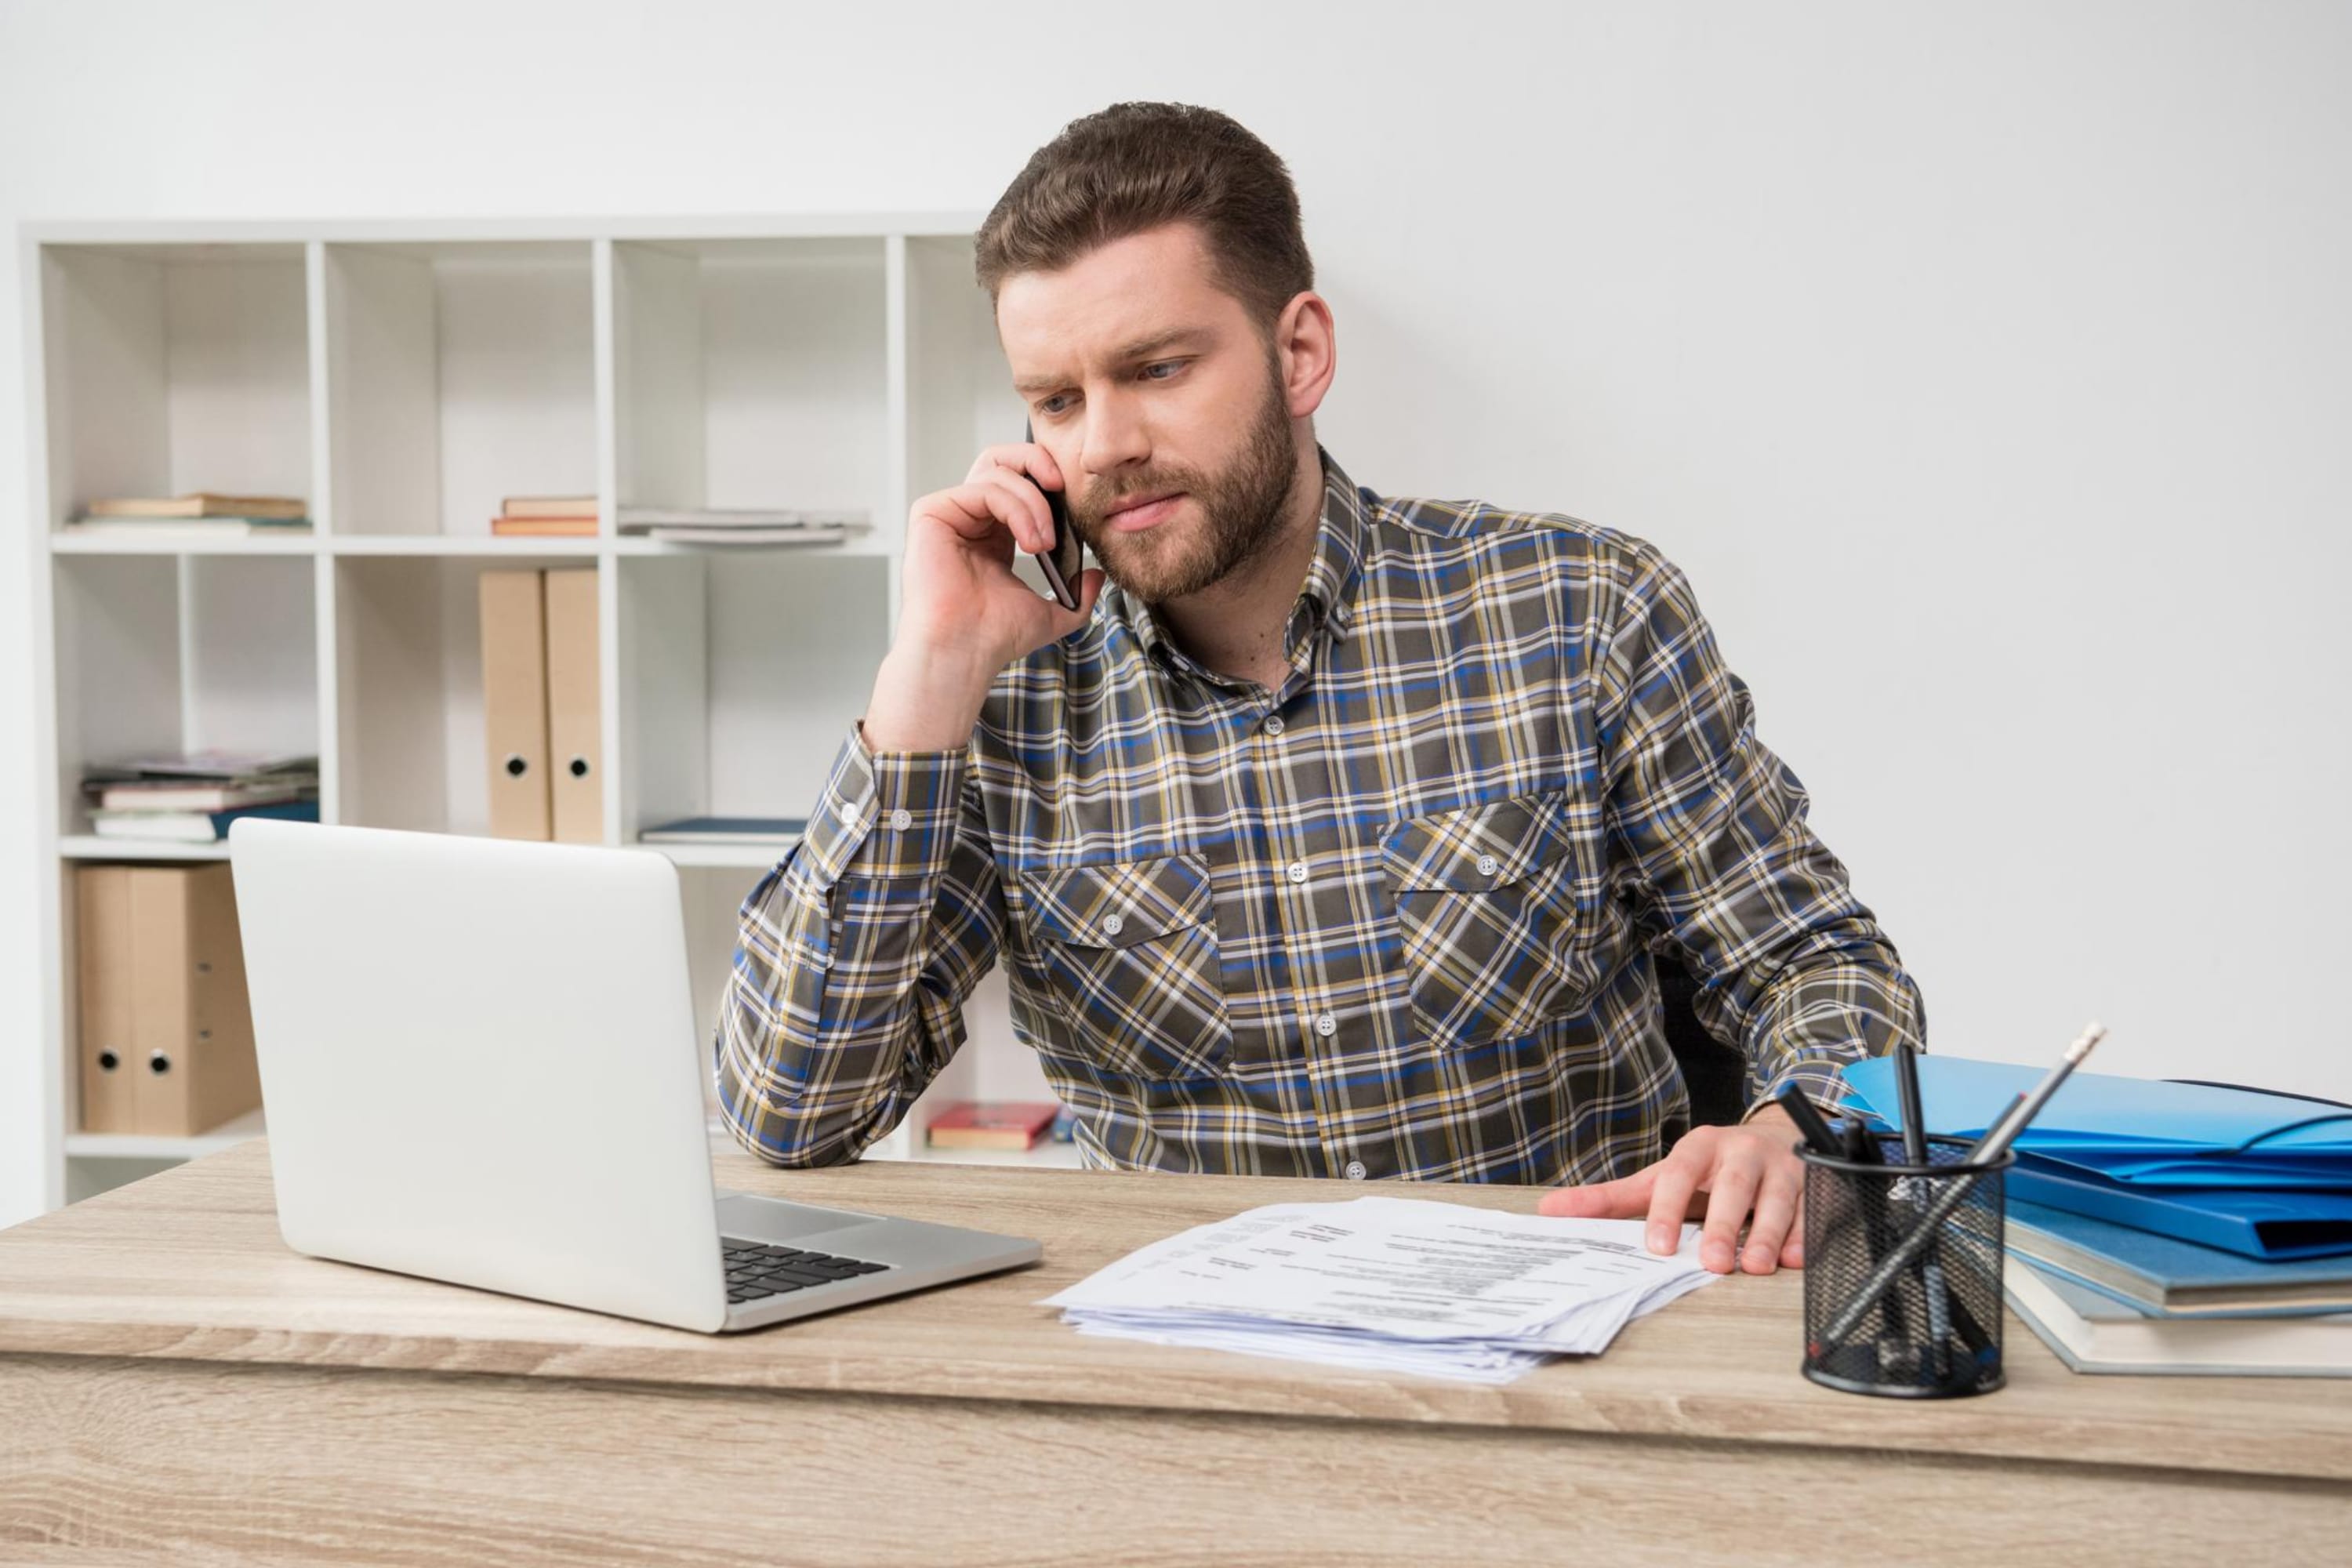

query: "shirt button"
left=1475, top=853, right=1499, bottom=877
left=837, top=800, right=862, bottom=826
left=1344, top=1160, right=1367, bottom=1181
left=1314, top=1012, right=1337, bottom=1038
left=1263, top=714, right=1285, bottom=736
left=889, top=808, right=912, bottom=831
left=1102, top=913, right=1124, bottom=937
left=1286, top=860, right=1308, bottom=884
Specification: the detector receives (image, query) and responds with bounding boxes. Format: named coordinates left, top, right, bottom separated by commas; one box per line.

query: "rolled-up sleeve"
left=713, top=719, right=1004, bottom=1165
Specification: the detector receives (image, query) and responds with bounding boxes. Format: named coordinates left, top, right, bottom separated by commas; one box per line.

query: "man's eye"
left=1143, top=361, right=1184, bottom=381
left=1038, top=395, right=1069, bottom=416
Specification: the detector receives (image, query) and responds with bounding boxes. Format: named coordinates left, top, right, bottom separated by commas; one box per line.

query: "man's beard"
left=1068, top=365, right=1300, bottom=605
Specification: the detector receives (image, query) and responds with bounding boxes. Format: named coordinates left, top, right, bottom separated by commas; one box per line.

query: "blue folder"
left=1838, top=1057, right=2352, bottom=1168
left=1840, top=1056, right=2352, bottom=1261
left=2005, top=1159, right=2352, bottom=1261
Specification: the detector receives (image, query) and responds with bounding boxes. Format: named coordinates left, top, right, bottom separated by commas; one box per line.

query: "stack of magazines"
left=81, top=750, right=320, bottom=842
left=615, top=505, right=869, bottom=546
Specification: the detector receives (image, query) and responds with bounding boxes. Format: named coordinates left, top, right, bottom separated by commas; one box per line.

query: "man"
left=716, top=101, right=1925, bottom=1277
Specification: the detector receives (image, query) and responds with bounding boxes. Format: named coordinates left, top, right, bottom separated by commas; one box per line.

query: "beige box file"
left=480, top=568, right=553, bottom=840
left=75, top=863, right=260, bottom=1137
left=543, top=567, right=603, bottom=844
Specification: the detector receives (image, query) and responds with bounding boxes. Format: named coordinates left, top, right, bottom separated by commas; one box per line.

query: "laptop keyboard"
left=721, top=1238, right=893, bottom=1305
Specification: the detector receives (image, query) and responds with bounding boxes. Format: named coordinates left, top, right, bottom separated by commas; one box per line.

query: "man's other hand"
left=1537, top=1104, right=1807, bottom=1275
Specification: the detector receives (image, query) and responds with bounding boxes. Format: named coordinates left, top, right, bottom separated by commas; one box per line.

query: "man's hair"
left=975, top=102, right=1315, bottom=342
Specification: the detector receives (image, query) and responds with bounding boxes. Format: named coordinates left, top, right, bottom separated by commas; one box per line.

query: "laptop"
left=227, top=817, right=1042, bottom=1333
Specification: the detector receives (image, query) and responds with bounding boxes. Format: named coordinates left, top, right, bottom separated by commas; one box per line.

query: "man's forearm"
left=859, top=643, right=1000, bottom=752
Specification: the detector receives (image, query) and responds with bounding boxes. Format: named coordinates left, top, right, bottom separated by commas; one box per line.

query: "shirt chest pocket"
left=1018, top=851, right=1232, bottom=1080
left=1381, top=792, right=1596, bottom=1051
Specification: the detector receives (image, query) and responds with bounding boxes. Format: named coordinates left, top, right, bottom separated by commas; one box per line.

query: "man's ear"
left=1273, top=291, right=1336, bottom=420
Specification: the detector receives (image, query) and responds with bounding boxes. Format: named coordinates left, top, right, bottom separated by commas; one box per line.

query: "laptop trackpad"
left=714, top=1191, right=883, bottom=1244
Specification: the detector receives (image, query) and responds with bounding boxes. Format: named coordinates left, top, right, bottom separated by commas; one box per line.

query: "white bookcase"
left=21, top=216, right=1082, bottom=1210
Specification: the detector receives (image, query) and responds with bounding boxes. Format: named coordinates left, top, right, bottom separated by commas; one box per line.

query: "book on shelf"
left=641, top=524, right=849, bottom=547
left=64, top=516, right=312, bottom=539
left=925, top=1102, right=1060, bottom=1152
left=499, top=495, right=598, bottom=521
left=2004, top=1256, right=2352, bottom=1377
left=2004, top=1199, right=2352, bottom=1317
left=615, top=505, right=870, bottom=532
left=100, top=749, right=318, bottom=780
left=636, top=815, right=807, bottom=845
left=85, top=492, right=307, bottom=521
left=94, top=777, right=313, bottom=812
left=491, top=516, right=599, bottom=537
left=492, top=494, right=598, bottom=537
left=87, top=797, right=321, bottom=844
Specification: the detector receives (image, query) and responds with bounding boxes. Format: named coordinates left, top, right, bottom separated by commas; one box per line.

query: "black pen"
left=1893, top=1040, right=1929, bottom=1167
left=1775, top=1083, right=1843, bottom=1156
left=1892, top=1040, right=1953, bottom=1380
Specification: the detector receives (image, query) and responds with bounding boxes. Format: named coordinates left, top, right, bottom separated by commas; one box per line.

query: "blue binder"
left=2005, top=1159, right=2352, bottom=1261
left=1839, top=1055, right=2352, bottom=1261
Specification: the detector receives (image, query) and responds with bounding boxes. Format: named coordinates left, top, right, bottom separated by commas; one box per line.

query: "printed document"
left=1043, top=1195, right=1715, bottom=1384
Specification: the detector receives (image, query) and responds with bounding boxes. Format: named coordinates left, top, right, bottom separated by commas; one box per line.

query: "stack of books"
left=82, top=750, right=320, bottom=843
left=925, top=1102, right=1061, bottom=1152
left=65, top=493, right=310, bottom=540
left=491, top=495, right=598, bottom=538
left=615, top=505, right=868, bottom=547
left=1842, top=1056, right=2352, bottom=1377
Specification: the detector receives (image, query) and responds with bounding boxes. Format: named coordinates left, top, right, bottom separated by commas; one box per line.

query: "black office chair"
left=1654, top=952, right=1749, bottom=1131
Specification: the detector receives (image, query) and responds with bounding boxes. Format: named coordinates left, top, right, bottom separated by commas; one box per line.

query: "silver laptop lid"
left=228, top=818, right=730, bottom=1332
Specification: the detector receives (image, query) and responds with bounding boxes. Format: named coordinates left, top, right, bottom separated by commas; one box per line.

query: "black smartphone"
left=1022, top=418, right=1083, bottom=612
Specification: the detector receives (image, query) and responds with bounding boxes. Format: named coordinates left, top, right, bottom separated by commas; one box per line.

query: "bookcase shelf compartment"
left=332, top=554, right=599, bottom=837
left=52, top=553, right=319, bottom=839
left=617, top=550, right=891, bottom=848
left=40, top=242, right=314, bottom=535
left=614, top=238, right=889, bottom=545
left=325, top=241, right=597, bottom=539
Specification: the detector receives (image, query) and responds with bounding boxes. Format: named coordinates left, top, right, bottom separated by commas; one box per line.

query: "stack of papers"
left=1042, top=1195, right=1715, bottom=1384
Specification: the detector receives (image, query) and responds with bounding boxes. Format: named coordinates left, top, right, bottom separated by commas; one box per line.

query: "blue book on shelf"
left=210, top=799, right=318, bottom=833
left=2004, top=1200, right=2352, bottom=1316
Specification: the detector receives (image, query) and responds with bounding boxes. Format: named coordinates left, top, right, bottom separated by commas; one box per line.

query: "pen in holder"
left=1799, top=1132, right=2012, bottom=1399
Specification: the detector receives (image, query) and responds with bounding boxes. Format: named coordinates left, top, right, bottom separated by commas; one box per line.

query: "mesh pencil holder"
left=1798, top=1132, right=2013, bottom=1399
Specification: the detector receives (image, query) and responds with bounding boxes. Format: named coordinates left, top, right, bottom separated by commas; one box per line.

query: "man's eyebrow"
left=1012, top=328, right=1211, bottom=396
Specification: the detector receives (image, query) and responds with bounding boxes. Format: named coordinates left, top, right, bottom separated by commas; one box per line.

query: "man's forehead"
left=996, top=226, right=1236, bottom=374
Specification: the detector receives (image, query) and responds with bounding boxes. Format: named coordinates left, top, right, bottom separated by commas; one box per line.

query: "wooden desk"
left=2, top=1139, right=2347, bottom=1565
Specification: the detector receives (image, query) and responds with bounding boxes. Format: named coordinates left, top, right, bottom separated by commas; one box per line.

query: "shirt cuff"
left=1743, top=1061, right=1853, bottom=1125
left=793, top=720, right=971, bottom=889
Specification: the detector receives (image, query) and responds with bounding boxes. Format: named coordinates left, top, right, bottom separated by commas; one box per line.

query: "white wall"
left=5, top=1, right=2347, bottom=1225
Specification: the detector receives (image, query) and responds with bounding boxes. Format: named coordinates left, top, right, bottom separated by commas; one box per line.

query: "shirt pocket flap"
left=1381, top=793, right=1573, bottom=894
left=1025, top=853, right=1214, bottom=949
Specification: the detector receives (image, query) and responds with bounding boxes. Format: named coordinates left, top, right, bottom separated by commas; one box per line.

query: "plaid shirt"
left=717, top=446, right=1923, bottom=1184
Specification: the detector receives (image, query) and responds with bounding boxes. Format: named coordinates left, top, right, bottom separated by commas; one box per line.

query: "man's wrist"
left=860, top=642, right=1000, bottom=753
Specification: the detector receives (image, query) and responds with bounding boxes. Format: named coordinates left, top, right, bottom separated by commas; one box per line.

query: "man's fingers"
left=1742, top=1162, right=1803, bottom=1275
left=1643, top=1155, right=1704, bottom=1257
left=965, top=441, right=1063, bottom=492
left=1780, top=1189, right=1807, bottom=1269
left=1698, top=1155, right=1762, bottom=1274
left=1536, top=1170, right=1653, bottom=1220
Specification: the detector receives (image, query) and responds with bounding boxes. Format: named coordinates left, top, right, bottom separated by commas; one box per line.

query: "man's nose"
left=1080, top=393, right=1151, bottom=477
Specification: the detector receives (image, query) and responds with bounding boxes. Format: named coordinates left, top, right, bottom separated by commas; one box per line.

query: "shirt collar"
left=1102, top=442, right=1370, bottom=670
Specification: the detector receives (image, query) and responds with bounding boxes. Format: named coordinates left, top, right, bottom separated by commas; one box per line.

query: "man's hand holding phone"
left=860, top=441, right=1103, bottom=752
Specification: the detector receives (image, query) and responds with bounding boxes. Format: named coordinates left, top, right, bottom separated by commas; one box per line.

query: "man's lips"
left=1105, top=491, right=1185, bottom=532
